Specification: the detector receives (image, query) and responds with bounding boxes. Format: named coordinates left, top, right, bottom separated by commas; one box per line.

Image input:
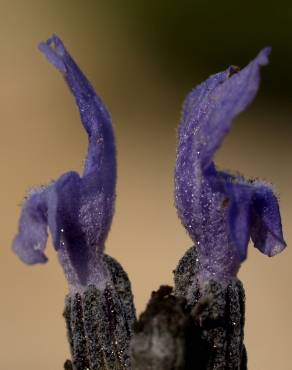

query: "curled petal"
left=39, top=34, right=116, bottom=180
left=251, top=182, right=286, bottom=256
left=226, top=179, right=286, bottom=260
left=199, top=48, right=270, bottom=170
left=178, top=48, right=270, bottom=176
left=12, top=188, right=48, bottom=264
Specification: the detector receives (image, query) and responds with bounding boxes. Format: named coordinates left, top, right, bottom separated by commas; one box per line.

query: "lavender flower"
left=12, top=35, right=116, bottom=292
left=173, top=49, right=286, bottom=369
left=12, top=35, right=136, bottom=370
left=175, top=48, right=286, bottom=284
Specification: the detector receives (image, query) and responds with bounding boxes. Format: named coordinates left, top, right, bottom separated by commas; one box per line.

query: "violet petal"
left=12, top=188, right=48, bottom=264
left=251, top=182, right=286, bottom=256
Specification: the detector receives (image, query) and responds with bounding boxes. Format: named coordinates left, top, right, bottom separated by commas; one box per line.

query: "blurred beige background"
left=0, top=1, right=291, bottom=370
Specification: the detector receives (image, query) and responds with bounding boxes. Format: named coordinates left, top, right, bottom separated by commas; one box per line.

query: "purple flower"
left=175, top=48, right=286, bottom=283
left=12, top=35, right=116, bottom=291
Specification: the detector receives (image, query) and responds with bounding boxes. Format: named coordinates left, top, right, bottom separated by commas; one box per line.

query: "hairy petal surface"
left=175, top=48, right=286, bottom=281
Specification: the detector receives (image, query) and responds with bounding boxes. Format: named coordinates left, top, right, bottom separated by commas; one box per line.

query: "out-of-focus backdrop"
left=0, top=1, right=291, bottom=369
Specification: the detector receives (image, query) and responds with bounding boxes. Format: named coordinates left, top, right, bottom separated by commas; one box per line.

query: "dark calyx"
left=174, top=246, right=247, bottom=370
left=63, top=246, right=247, bottom=370
left=63, top=254, right=136, bottom=370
